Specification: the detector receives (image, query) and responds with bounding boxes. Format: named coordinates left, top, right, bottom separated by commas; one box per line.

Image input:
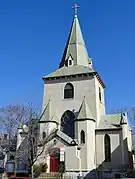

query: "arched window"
left=80, top=130, right=85, bottom=144
left=61, top=110, right=75, bottom=138
left=99, top=87, right=102, bottom=102
left=64, top=83, right=74, bottom=99
left=104, top=134, right=111, bottom=162
left=43, top=132, right=46, bottom=139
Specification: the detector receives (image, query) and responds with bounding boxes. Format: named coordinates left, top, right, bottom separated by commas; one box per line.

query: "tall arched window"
left=80, top=130, right=85, bottom=144
left=104, top=134, right=111, bottom=162
left=61, top=110, right=75, bottom=138
left=99, top=87, right=102, bottom=102
left=64, top=83, right=74, bottom=99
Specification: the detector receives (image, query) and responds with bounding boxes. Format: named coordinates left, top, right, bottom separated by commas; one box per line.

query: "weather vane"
left=72, top=4, right=80, bottom=16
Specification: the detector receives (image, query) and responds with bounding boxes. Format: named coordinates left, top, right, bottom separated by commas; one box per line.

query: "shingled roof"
left=44, top=65, right=95, bottom=79
left=59, top=14, right=89, bottom=68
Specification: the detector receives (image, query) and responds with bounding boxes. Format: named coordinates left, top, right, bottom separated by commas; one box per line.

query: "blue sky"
left=0, top=0, right=135, bottom=114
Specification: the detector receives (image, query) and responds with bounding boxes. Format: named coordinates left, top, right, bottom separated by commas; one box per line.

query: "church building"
left=39, top=5, right=133, bottom=176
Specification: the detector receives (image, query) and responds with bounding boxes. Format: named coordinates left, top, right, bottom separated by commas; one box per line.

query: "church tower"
left=41, top=4, right=106, bottom=171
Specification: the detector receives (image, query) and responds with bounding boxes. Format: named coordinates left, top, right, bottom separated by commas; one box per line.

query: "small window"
left=99, top=87, right=102, bottom=102
left=54, top=139, right=57, bottom=145
left=43, top=132, right=46, bottom=139
left=69, top=60, right=72, bottom=66
left=10, top=155, right=14, bottom=160
left=104, top=134, right=111, bottom=162
left=64, top=83, right=74, bottom=99
left=4, top=134, right=7, bottom=140
left=80, top=130, right=85, bottom=144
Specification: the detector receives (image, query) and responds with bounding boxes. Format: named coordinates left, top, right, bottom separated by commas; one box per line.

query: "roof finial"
left=72, top=4, right=80, bottom=17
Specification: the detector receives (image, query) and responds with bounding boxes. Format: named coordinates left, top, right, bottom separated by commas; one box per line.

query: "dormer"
left=65, top=55, right=74, bottom=67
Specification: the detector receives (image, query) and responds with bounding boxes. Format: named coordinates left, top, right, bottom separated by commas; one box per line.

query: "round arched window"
left=64, top=83, right=74, bottom=99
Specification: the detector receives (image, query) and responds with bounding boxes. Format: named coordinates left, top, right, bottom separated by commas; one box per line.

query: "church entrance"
left=49, top=147, right=65, bottom=173
left=61, top=110, right=75, bottom=138
left=50, top=148, right=60, bottom=172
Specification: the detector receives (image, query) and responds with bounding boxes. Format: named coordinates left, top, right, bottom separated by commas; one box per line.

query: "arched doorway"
left=61, top=110, right=75, bottom=138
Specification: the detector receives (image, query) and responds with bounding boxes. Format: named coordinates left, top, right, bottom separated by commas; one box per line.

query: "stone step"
left=38, top=172, right=72, bottom=179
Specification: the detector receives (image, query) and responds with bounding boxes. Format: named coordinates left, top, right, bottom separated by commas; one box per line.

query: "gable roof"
left=56, top=130, right=78, bottom=146
left=77, top=98, right=94, bottom=120
left=40, top=100, right=50, bottom=121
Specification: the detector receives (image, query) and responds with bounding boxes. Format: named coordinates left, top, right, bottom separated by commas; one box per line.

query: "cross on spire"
left=72, top=4, right=80, bottom=16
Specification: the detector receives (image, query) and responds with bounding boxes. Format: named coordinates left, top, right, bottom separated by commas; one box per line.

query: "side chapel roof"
left=98, top=113, right=129, bottom=130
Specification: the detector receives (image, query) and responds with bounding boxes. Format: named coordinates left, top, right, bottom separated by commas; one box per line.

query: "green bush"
left=33, top=164, right=39, bottom=173
left=33, top=162, right=48, bottom=174
left=40, top=162, right=48, bottom=173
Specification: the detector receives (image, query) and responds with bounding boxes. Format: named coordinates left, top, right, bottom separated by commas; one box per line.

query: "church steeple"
left=59, top=5, right=90, bottom=68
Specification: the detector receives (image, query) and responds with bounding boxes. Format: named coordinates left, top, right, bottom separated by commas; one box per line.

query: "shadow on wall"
left=84, top=138, right=133, bottom=179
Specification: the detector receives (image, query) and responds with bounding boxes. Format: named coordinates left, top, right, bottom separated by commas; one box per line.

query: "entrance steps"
left=38, top=172, right=72, bottom=179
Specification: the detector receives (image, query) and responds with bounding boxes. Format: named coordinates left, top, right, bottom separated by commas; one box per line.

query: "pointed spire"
left=77, top=97, right=94, bottom=120
left=59, top=6, right=90, bottom=68
left=120, top=112, right=127, bottom=124
left=40, top=100, right=50, bottom=121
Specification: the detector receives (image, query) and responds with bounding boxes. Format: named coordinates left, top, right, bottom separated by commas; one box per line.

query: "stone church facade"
left=38, top=8, right=133, bottom=175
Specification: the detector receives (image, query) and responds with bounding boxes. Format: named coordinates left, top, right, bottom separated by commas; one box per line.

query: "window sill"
left=63, top=98, right=74, bottom=101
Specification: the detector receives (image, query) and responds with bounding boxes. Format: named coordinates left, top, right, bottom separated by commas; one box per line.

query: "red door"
left=50, top=149, right=60, bottom=172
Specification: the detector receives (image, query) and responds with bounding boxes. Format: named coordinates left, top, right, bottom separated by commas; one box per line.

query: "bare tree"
left=26, top=115, right=58, bottom=176
left=0, top=103, right=38, bottom=138
left=0, top=103, right=59, bottom=177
